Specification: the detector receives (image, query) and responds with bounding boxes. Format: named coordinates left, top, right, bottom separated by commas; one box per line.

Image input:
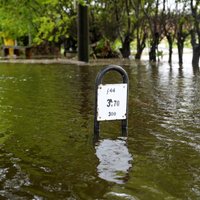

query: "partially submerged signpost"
left=94, top=65, right=129, bottom=140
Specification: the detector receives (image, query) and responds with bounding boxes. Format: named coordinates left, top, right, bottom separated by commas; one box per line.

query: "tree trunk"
left=120, top=35, right=131, bottom=58
left=177, top=42, right=183, bottom=66
left=192, top=45, right=200, bottom=67
left=135, top=31, right=146, bottom=60
left=119, top=0, right=132, bottom=59
left=166, top=34, right=173, bottom=64
left=191, top=30, right=200, bottom=68
left=177, top=28, right=189, bottom=66
left=177, top=33, right=184, bottom=66
left=149, top=43, right=157, bottom=62
left=135, top=49, right=143, bottom=60
left=135, top=41, right=146, bottom=60
left=149, top=33, right=159, bottom=62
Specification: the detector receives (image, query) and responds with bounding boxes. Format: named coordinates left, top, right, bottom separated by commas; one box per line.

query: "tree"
left=0, top=0, right=76, bottom=51
left=161, top=0, right=177, bottom=64
left=176, top=13, right=191, bottom=66
left=190, top=0, right=200, bottom=67
left=130, top=0, right=148, bottom=60
left=119, top=0, right=133, bottom=58
left=0, top=0, right=198, bottom=63
left=143, top=0, right=165, bottom=62
left=32, top=0, right=75, bottom=51
left=0, top=0, right=35, bottom=39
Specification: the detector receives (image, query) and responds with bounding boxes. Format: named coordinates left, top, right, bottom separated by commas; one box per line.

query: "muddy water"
left=0, top=62, right=199, bottom=199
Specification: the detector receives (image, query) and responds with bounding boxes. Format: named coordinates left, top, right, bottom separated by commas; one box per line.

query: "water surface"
left=0, top=61, right=200, bottom=199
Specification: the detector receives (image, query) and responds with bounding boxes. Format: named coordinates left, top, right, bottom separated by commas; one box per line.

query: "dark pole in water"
left=78, top=4, right=89, bottom=62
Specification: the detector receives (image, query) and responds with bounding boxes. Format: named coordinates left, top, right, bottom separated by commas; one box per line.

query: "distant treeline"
left=0, top=0, right=199, bottom=66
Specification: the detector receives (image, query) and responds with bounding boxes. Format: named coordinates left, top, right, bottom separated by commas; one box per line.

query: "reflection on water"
left=0, top=62, right=200, bottom=199
left=95, top=137, right=132, bottom=184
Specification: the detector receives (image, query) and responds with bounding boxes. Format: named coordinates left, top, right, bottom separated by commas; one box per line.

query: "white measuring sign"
left=97, top=83, right=127, bottom=121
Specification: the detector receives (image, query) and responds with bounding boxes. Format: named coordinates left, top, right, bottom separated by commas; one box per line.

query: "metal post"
left=78, top=4, right=89, bottom=62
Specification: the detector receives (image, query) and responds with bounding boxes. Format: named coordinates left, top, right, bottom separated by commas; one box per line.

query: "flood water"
left=0, top=61, right=200, bottom=199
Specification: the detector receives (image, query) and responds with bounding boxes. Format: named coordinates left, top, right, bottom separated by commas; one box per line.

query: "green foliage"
left=32, top=0, right=75, bottom=45
left=0, top=0, right=32, bottom=38
left=0, top=0, right=75, bottom=46
left=112, top=39, right=121, bottom=51
left=0, top=0, right=196, bottom=58
left=33, top=13, right=69, bottom=44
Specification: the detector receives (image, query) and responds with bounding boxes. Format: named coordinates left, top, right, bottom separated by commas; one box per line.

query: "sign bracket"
left=94, top=65, right=129, bottom=140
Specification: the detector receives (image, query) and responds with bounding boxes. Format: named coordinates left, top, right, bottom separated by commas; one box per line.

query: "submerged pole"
left=78, top=4, right=89, bottom=62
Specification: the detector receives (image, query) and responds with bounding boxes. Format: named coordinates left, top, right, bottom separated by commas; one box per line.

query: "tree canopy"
left=0, top=0, right=199, bottom=66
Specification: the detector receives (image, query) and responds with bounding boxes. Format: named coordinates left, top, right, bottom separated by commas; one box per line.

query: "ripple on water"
left=104, top=192, right=138, bottom=200
left=0, top=148, right=31, bottom=199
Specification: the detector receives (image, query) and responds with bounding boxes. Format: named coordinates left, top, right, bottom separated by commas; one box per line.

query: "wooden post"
left=78, top=4, right=89, bottom=62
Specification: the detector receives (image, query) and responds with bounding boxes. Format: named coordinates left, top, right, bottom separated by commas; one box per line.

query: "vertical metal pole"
left=94, top=78, right=100, bottom=141
left=78, top=4, right=89, bottom=62
left=122, top=119, right=128, bottom=137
